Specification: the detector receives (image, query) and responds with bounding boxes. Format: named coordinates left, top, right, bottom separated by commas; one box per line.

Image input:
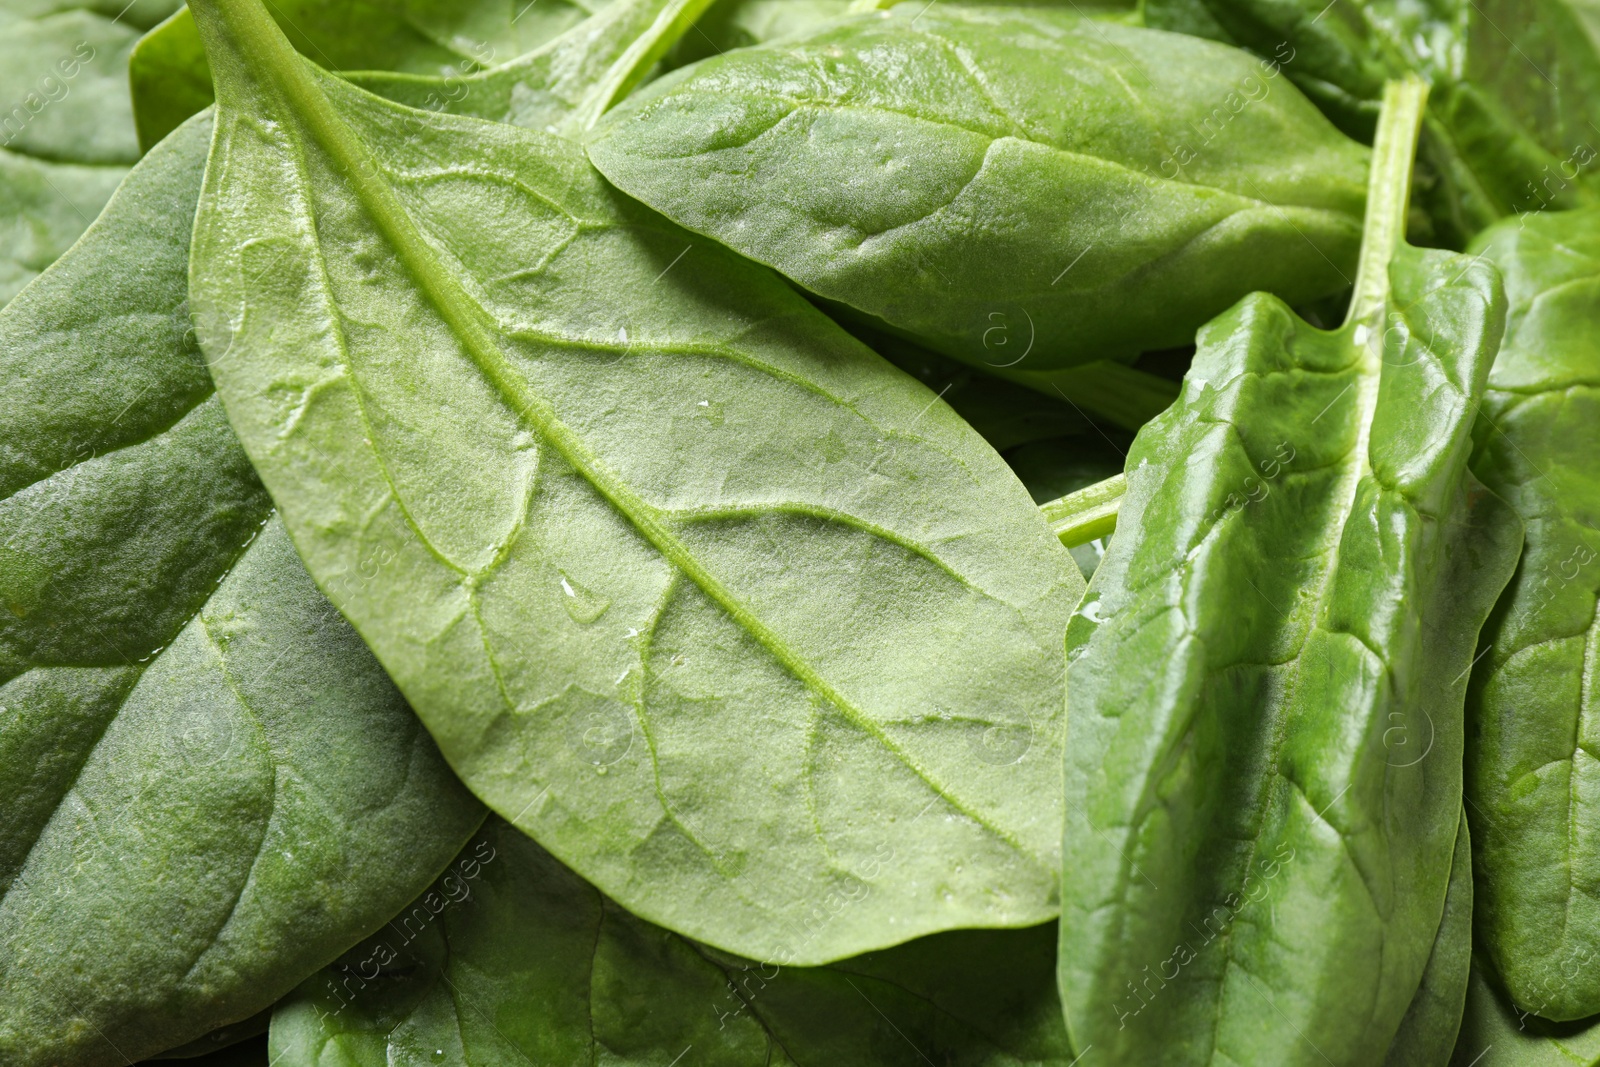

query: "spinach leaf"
left=0, top=0, right=181, bottom=304
left=665, top=0, right=1144, bottom=68
left=1450, top=960, right=1600, bottom=1065
left=1384, top=809, right=1474, bottom=1066
left=268, top=817, right=1074, bottom=1067
left=1462, top=204, right=1600, bottom=1021
left=128, top=0, right=613, bottom=151
left=666, top=0, right=853, bottom=67
left=186, top=0, right=1082, bottom=965
left=1144, top=0, right=1600, bottom=247
left=345, top=0, right=717, bottom=136
left=584, top=3, right=1369, bottom=379
left=0, top=113, right=483, bottom=1067
left=1057, top=79, right=1521, bottom=1063
left=0, top=150, right=123, bottom=304
left=0, top=0, right=179, bottom=164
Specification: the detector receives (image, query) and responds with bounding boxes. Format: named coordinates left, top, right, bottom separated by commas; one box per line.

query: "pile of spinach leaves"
left=2, top=0, right=1599, bottom=1063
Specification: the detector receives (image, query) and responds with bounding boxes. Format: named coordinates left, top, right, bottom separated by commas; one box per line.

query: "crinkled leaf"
left=0, top=114, right=483, bottom=1067
left=128, top=0, right=614, bottom=150
left=1057, top=82, right=1521, bottom=1063
left=186, top=0, right=1081, bottom=964
left=585, top=3, right=1368, bottom=375
left=1465, top=204, right=1600, bottom=1021
left=268, top=817, right=1074, bottom=1067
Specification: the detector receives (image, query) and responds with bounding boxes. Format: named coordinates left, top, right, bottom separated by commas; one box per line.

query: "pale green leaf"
left=187, top=0, right=1082, bottom=965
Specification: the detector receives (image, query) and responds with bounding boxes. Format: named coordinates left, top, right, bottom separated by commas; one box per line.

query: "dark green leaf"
left=186, top=0, right=1081, bottom=965
left=1449, top=960, right=1600, bottom=1065
left=1057, top=81, right=1521, bottom=1062
left=585, top=3, right=1369, bottom=377
left=0, top=114, right=483, bottom=1067
left=1384, top=809, right=1473, bottom=1066
left=1144, top=0, right=1600, bottom=246
left=268, top=817, right=1074, bottom=1067
left=1464, top=204, right=1600, bottom=1021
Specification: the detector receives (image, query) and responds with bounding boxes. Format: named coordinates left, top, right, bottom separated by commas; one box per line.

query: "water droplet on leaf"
left=559, top=570, right=610, bottom=624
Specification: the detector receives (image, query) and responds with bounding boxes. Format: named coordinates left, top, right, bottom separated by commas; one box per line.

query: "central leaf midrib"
left=238, top=34, right=1040, bottom=865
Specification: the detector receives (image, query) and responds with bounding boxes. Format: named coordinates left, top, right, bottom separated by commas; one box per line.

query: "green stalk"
left=567, top=0, right=720, bottom=132
left=1042, top=474, right=1124, bottom=548
left=1346, top=77, right=1428, bottom=328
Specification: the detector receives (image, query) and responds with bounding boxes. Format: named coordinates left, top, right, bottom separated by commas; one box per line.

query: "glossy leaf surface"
left=268, top=817, right=1074, bottom=1066
left=1384, top=810, right=1473, bottom=1066
left=187, top=0, right=1081, bottom=965
left=0, top=114, right=483, bottom=1067
left=586, top=3, right=1369, bottom=374
left=1057, top=82, right=1521, bottom=1063
left=128, top=0, right=612, bottom=150
left=1464, top=205, right=1600, bottom=1021
left=1144, top=0, right=1600, bottom=246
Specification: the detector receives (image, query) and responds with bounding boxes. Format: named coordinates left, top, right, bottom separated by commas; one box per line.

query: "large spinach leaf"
left=185, top=0, right=1082, bottom=965
left=128, top=0, right=613, bottom=150
left=1463, top=204, right=1600, bottom=1021
left=0, top=113, right=483, bottom=1067
left=267, top=816, right=1073, bottom=1066
left=0, top=0, right=181, bottom=304
left=1145, top=0, right=1600, bottom=247
left=584, top=3, right=1369, bottom=378
left=1056, top=79, right=1521, bottom=1063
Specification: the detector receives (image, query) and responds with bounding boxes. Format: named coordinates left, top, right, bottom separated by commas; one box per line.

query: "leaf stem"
left=567, top=0, right=720, bottom=132
left=1345, top=77, right=1429, bottom=329
left=1041, top=474, right=1124, bottom=548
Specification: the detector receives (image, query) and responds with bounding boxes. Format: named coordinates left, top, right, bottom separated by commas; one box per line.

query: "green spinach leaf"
left=128, top=0, right=614, bottom=151
left=1384, top=809, right=1474, bottom=1066
left=186, top=0, right=1082, bottom=965
left=665, top=0, right=1144, bottom=68
left=268, top=816, right=1074, bottom=1066
left=1057, top=79, right=1521, bottom=1063
left=1449, top=960, right=1600, bottom=1065
left=0, top=150, right=122, bottom=304
left=1463, top=203, right=1600, bottom=1021
left=0, top=113, right=483, bottom=1067
left=1144, top=0, right=1600, bottom=247
left=584, top=3, right=1369, bottom=378
left=666, top=0, right=853, bottom=67
left=345, top=0, right=716, bottom=136
left=0, top=0, right=182, bottom=304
